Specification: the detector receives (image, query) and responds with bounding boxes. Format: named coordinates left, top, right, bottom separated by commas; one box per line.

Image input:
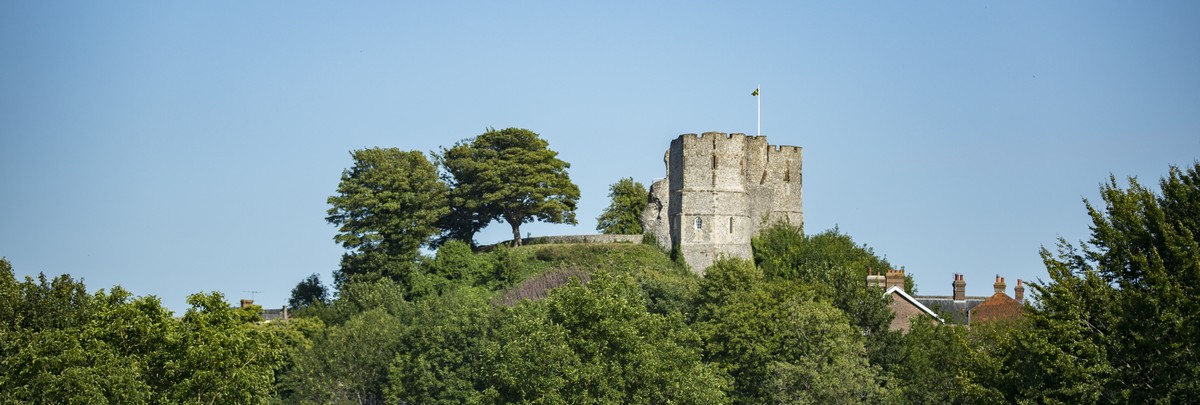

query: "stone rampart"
left=484, top=234, right=642, bottom=250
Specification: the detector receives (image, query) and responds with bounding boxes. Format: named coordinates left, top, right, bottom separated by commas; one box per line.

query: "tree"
left=890, top=319, right=1003, bottom=404
left=1017, top=163, right=1200, bottom=402
left=596, top=177, right=648, bottom=235
left=326, top=148, right=449, bottom=285
left=283, top=308, right=404, bottom=404
left=438, top=128, right=579, bottom=246
left=165, top=292, right=285, bottom=403
left=694, top=258, right=884, bottom=403
left=288, top=273, right=328, bottom=310
left=750, top=223, right=903, bottom=375
left=385, top=287, right=496, bottom=404
left=475, top=272, right=729, bottom=404
left=0, top=267, right=157, bottom=403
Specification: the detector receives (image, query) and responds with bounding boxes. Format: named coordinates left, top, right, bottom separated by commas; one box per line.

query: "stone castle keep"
left=641, top=132, right=803, bottom=272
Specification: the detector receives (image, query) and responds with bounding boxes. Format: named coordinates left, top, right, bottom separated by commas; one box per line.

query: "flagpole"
left=756, top=85, right=761, bottom=136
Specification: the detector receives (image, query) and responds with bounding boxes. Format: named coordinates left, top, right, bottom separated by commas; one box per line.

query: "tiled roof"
left=969, top=293, right=1023, bottom=323
left=915, top=297, right=987, bottom=325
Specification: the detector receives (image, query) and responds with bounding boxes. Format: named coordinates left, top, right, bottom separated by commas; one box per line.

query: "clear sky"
left=2, top=2, right=1197, bottom=313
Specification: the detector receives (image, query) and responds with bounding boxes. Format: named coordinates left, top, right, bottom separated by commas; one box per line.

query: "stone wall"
left=642, top=132, right=803, bottom=274
left=485, top=234, right=643, bottom=250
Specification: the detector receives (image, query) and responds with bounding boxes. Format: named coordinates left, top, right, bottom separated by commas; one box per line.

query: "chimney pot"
left=1015, top=279, right=1026, bottom=302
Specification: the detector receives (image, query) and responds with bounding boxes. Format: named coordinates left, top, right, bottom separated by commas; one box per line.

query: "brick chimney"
left=885, top=269, right=905, bottom=291
left=240, top=299, right=254, bottom=309
left=866, top=268, right=887, bottom=289
left=994, top=275, right=1007, bottom=295
left=1015, top=279, right=1025, bottom=302
left=953, top=274, right=966, bottom=301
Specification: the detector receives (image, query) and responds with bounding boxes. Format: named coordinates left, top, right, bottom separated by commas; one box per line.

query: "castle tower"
left=642, top=132, right=803, bottom=273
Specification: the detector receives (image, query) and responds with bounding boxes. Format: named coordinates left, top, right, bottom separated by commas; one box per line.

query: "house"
left=237, top=298, right=291, bottom=323
left=870, top=270, right=1025, bottom=331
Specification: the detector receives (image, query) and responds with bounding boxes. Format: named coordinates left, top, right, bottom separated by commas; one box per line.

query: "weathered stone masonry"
left=642, top=132, right=803, bottom=273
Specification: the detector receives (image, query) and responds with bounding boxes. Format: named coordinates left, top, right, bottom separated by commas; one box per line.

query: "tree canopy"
left=596, top=177, right=647, bottom=235
left=1011, top=162, right=1200, bottom=402
left=0, top=262, right=288, bottom=404
left=288, top=273, right=328, bottom=310
left=326, top=148, right=449, bottom=285
left=439, top=128, right=579, bottom=246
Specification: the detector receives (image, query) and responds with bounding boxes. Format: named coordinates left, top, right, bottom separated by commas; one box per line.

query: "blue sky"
left=2, top=2, right=1197, bottom=313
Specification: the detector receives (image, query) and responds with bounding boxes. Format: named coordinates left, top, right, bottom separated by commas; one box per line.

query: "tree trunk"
left=508, top=217, right=522, bottom=246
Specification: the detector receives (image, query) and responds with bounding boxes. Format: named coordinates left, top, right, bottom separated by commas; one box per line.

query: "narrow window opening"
left=694, top=217, right=703, bottom=230
left=729, top=217, right=734, bottom=234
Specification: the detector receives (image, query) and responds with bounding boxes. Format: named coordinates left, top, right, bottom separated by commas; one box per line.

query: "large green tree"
left=438, top=128, right=579, bottom=246
left=166, top=292, right=286, bottom=403
left=596, top=177, right=647, bottom=235
left=326, top=148, right=449, bottom=285
left=1014, top=163, right=1200, bottom=402
left=694, top=258, right=884, bottom=404
left=750, top=223, right=904, bottom=375
left=471, top=272, right=728, bottom=404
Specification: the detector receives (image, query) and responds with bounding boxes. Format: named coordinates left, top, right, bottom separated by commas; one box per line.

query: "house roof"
left=915, top=297, right=987, bottom=325
left=970, top=292, right=1023, bottom=323
left=884, top=286, right=944, bottom=323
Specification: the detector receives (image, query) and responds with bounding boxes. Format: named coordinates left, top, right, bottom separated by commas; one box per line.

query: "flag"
left=751, top=88, right=759, bottom=97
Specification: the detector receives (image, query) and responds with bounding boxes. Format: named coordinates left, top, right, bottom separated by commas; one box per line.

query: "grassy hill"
left=494, top=242, right=699, bottom=315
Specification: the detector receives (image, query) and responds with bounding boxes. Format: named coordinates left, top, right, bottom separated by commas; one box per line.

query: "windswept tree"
left=326, top=148, right=449, bottom=285
left=596, top=177, right=647, bottom=235
left=439, top=128, right=579, bottom=246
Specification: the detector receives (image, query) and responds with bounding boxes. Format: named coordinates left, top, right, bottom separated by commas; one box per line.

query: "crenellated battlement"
left=643, top=132, right=803, bottom=273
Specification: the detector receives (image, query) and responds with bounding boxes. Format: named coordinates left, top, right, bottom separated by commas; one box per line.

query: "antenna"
left=243, top=290, right=262, bottom=301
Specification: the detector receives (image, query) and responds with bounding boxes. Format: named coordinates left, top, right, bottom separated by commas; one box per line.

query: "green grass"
left=498, top=243, right=700, bottom=315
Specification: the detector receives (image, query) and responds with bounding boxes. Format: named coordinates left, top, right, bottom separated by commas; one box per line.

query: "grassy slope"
left=499, top=243, right=700, bottom=315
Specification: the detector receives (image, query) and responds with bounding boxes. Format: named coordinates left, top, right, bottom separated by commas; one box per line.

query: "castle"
left=641, top=132, right=803, bottom=273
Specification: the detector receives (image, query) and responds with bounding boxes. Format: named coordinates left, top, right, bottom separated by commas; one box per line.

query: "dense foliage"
left=326, top=148, right=449, bottom=286
left=439, top=128, right=580, bottom=246
left=596, top=177, right=647, bottom=235
left=5, top=163, right=1196, bottom=403
left=288, top=273, right=329, bottom=310
left=328, top=128, right=579, bottom=286
left=0, top=258, right=287, bottom=404
left=1004, top=163, right=1200, bottom=402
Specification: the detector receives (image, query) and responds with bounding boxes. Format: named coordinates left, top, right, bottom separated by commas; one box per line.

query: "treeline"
left=5, top=226, right=917, bottom=404
left=2, top=155, right=1196, bottom=403
left=0, top=263, right=286, bottom=403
